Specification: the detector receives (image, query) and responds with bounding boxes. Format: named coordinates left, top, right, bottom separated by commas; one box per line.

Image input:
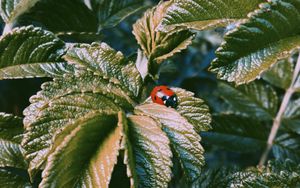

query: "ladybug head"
left=165, top=94, right=178, bottom=108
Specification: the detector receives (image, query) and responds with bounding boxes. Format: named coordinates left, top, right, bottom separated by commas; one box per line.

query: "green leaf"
left=133, top=2, right=194, bottom=66
left=0, top=140, right=27, bottom=169
left=64, top=42, right=142, bottom=97
left=96, top=0, right=147, bottom=30
left=283, top=98, right=300, bottom=134
left=218, top=82, right=278, bottom=120
left=22, top=71, right=133, bottom=176
left=262, top=59, right=294, bottom=89
left=40, top=112, right=122, bottom=188
left=273, top=133, right=300, bottom=162
left=205, top=115, right=300, bottom=161
left=135, top=103, right=205, bottom=182
left=158, top=0, right=263, bottom=32
left=0, top=62, right=75, bottom=80
left=172, top=88, right=211, bottom=132
left=193, top=166, right=239, bottom=188
left=0, top=113, right=23, bottom=143
left=210, top=0, right=300, bottom=84
left=0, top=113, right=28, bottom=174
left=0, top=0, right=39, bottom=23
left=17, top=0, right=97, bottom=33
left=202, top=114, right=268, bottom=153
left=229, top=159, right=300, bottom=187
left=0, top=168, right=31, bottom=188
left=0, top=26, right=68, bottom=80
left=126, top=115, right=172, bottom=188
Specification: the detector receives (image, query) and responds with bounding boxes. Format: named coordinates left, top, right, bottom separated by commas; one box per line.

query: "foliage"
left=194, top=159, right=300, bottom=188
left=0, top=0, right=300, bottom=187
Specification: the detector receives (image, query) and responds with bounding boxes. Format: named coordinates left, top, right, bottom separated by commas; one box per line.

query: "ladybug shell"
left=151, top=86, right=178, bottom=108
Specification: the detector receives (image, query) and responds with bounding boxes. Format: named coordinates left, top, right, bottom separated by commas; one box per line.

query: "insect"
left=151, top=86, right=178, bottom=108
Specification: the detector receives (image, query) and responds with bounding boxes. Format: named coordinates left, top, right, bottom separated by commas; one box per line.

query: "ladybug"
left=151, top=86, right=178, bottom=108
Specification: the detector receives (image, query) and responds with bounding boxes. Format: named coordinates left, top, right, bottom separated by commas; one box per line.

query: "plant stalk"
left=259, top=52, right=300, bottom=167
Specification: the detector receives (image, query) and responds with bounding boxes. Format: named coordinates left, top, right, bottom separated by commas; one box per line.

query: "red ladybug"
left=151, top=86, right=178, bottom=108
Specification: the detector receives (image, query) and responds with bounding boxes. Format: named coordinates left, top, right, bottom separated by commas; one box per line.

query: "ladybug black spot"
left=165, top=94, right=178, bottom=108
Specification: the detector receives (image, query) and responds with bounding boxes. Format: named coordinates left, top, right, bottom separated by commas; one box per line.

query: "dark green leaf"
left=283, top=98, right=300, bottom=134
left=273, top=133, right=300, bottom=162
left=193, top=166, right=239, bottom=188
left=218, top=82, right=278, bottom=120
left=0, top=0, right=38, bottom=23
left=0, top=113, right=23, bottom=143
left=0, top=113, right=28, bottom=173
left=133, top=2, right=194, bottom=65
left=158, top=0, right=263, bottom=32
left=0, top=140, right=27, bottom=169
left=229, top=160, right=300, bottom=187
left=210, top=0, right=300, bottom=84
left=135, top=103, right=204, bottom=182
left=126, top=115, right=172, bottom=188
left=0, top=26, right=67, bottom=80
left=202, top=114, right=268, bottom=153
left=17, top=0, right=97, bottom=33
left=0, top=168, right=31, bottom=188
left=96, top=0, right=147, bottom=30
left=64, top=42, right=142, bottom=97
left=263, top=60, right=294, bottom=89
left=40, top=112, right=121, bottom=188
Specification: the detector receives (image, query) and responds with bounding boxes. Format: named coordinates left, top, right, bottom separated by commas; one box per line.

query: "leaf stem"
left=3, top=23, right=13, bottom=35
left=258, top=52, right=300, bottom=167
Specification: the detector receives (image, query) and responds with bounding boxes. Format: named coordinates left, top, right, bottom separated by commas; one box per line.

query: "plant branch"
left=259, top=52, right=300, bottom=167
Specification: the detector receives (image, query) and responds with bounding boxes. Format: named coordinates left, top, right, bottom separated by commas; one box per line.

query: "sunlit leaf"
left=17, top=0, right=97, bottom=33
left=135, top=49, right=149, bottom=80
left=0, top=26, right=68, bottom=80
left=158, top=0, right=263, bottom=32
left=0, top=0, right=38, bottom=23
left=22, top=71, right=132, bottom=176
left=135, top=103, right=204, bottom=182
left=143, top=87, right=211, bottom=132
left=126, top=114, right=172, bottom=188
left=40, top=112, right=121, bottom=188
left=173, top=88, right=211, bottom=132
left=210, top=0, right=300, bottom=84
left=0, top=62, right=75, bottom=80
left=133, top=1, right=194, bottom=70
left=218, top=82, right=278, bottom=120
left=64, top=42, right=142, bottom=97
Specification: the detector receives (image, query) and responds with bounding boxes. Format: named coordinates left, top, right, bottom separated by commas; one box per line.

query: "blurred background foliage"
left=0, top=0, right=294, bottom=186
